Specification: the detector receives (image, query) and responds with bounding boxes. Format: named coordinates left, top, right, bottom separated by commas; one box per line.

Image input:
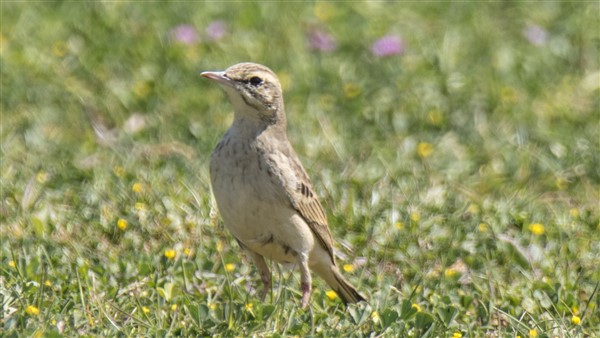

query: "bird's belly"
left=234, top=212, right=314, bottom=264
left=210, top=145, right=314, bottom=262
left=217, top=192, right=315, bottom=263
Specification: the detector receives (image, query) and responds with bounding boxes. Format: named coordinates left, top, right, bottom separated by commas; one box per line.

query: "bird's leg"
left=248, top=251, right=271, bottom=301
left=296, top=252, right=312, bottom=309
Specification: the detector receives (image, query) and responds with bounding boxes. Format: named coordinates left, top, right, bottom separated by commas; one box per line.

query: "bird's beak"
left=201, top=71, right=233, bottom=87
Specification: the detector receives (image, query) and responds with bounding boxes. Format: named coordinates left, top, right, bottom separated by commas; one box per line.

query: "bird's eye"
left=249, top=76, right=263, bottom=86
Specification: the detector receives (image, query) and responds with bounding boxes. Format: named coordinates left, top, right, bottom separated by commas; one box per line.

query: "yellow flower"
left=216, top=240, right=224, bottom=252
left=117, top=219, right=128, bottom=230
left=395, top=221, right=405, bottom=230
left=184, top=47, right=200, bottom=63
left=343, top=264, right=354, bottom=273
left=132, top=182, right=143, bottom=193
left=467, top=204, right=480, bottom=214
left=325, top=290, right=338, bottom=300
left=427, top=109, right=443, bottom=125
left=555, top=177, right=568, bottom=190
left=569, top=208, right=579, bottom=218
left=134, top=202, right=146, bottom=211
left=184, top=248, right=192, bottom=257
left=224, top=263, right=236, bottom=272
left=411, top=303, right=421, bottom=312
left=142, top=306, right=150, bottom=314
left=113, top=166, right=125, bottom=177
left=417, top=142, right=434, bottom=158
left=8, top=260, right=16, bottom=268
left=245, top=303, right=253, bottom=311
left=452, top=332, right=462, bottom=338
left=571, top=315, right=581, bottom=325
left=528, top=223, right=545, bottom=236
left=478, top=223, right=489, bottom=232
left=500, top=86, right=518, bottom=104
left=44, top=280, right=52, bottom=287
left=52, top=41, right=67, bottom=57
left=133, top=81, right=150, bottom=98
left=208, top=302, right=217, bottom=310
left=314, top=1, right=335, bottom=21
left=528, top=329, right=537, bottom=337
left=410, top=212, right=421, bottom=222
left=36, top=171, right=48, bottom=184
left=164, top=249, right=176, bottom=260
left=572, top=305, right=579, bottom=314
left=370, top=311, right=380, bottom=324
left=444, top=268, right=457, bottom=278
left=343, top=82, right=361, bottom=98
left=170, top=304, right=177, bottom=311
left=26, top=305, right=40, bottom=316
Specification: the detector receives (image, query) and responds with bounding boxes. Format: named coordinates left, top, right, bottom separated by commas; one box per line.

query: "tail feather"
left=315, top=264, right=366, bottom=304
left=331, top=268, right=366, bottom=304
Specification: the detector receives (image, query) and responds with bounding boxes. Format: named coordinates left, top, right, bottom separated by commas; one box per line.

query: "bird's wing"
left=265, top=144, right=336, bottom=262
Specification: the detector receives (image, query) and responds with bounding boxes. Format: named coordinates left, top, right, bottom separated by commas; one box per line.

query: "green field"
left=1, top=2, right=599, bottom=337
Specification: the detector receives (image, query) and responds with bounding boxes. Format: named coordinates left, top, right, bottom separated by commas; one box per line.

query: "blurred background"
left=1, top=2, right=599, bottom=335
left=3, top=2, right=598, bottom=208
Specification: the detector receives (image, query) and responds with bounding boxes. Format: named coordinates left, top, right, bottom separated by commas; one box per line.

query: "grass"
left=1, top=2, right=599, bottom=337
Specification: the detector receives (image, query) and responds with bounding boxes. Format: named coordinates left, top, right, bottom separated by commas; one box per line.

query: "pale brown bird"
left=202, top=62, right=365, bottom=308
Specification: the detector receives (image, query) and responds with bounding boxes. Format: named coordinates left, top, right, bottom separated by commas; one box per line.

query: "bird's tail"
left=315, top=264, right=366, bottom=304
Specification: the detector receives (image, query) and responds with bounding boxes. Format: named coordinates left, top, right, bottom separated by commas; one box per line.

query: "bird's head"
left=202, top=63, right=284, bottom=124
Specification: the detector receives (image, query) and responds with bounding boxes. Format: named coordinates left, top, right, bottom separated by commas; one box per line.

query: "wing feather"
left=264, top=142, right=336, bottom=262
left=293, top=180, right=335, bottom=261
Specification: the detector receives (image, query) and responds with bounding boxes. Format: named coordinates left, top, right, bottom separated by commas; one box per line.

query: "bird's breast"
left=209, top=135, right=314, bottom=261
left=210, top=136, right=283, bottom=223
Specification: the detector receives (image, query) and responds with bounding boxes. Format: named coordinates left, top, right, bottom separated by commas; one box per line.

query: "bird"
left=201, top=62, right=366, bottom=308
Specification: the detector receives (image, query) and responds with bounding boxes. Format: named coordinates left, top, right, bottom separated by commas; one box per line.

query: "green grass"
left=1, top=2, right=599, bottom=337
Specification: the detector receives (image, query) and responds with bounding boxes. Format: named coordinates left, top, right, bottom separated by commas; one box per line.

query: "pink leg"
left=248, top=251, right=271, bottom=300
left=297, top=253, right=312, bottom=309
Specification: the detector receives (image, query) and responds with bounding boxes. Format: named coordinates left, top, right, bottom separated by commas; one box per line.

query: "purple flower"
left=524, top=24, right=548, bottom=46
left=206, top=20, right=228, bottom=41
left=170, top=24, right=199, bottom=45
left=371, top=35, right=404, bottom=57
left=307, top=29, right=337, bottom=52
